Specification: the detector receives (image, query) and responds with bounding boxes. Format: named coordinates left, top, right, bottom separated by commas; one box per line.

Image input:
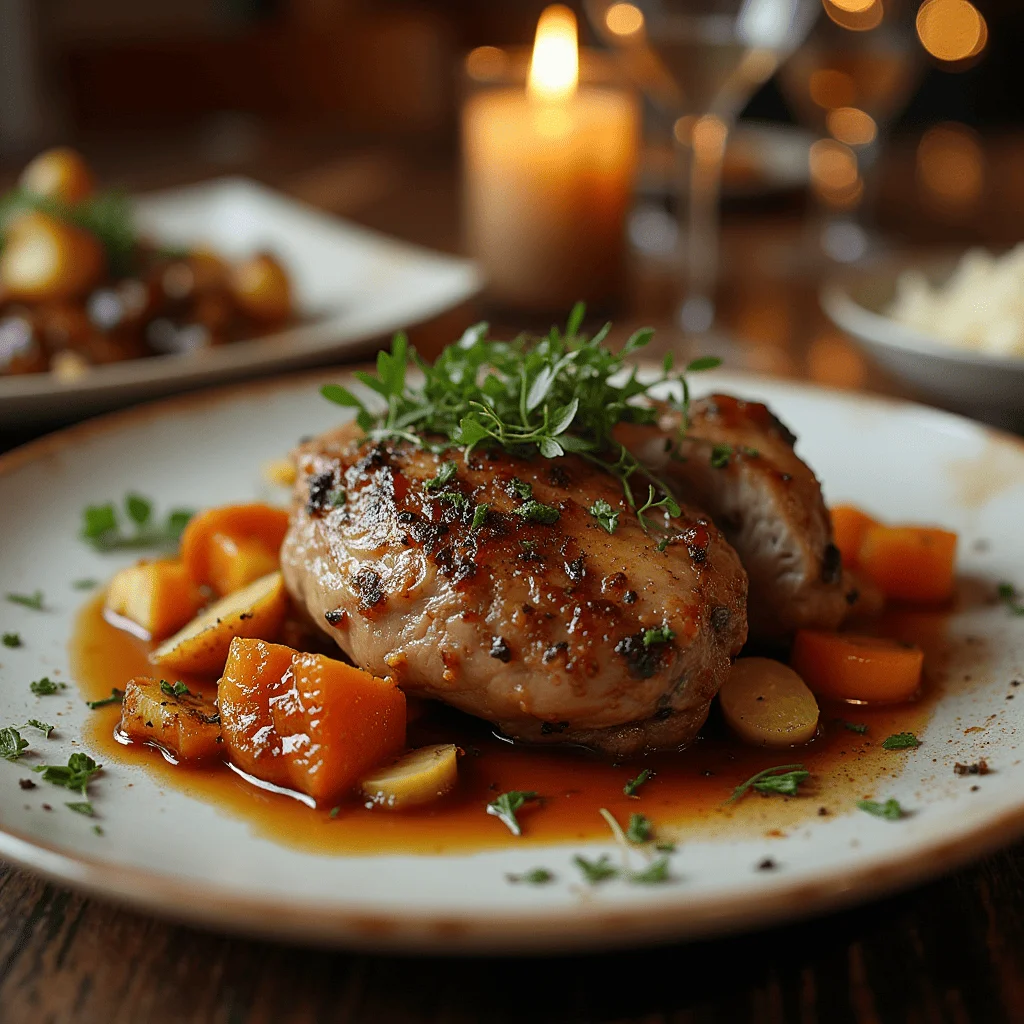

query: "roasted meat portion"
left=627, top=393, right=852, bottom=642
left=281, top=423, right=748, bottom=757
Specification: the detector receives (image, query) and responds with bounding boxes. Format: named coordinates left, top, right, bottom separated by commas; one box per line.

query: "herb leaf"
left=86, top=688, right=125, bottom=710
left=80, top=496, right=193, bottom=552
left=997, top=582, right=1024, bottom=615
left=624, top=768, right=654, bottom=797
left=486, top=790, right=538, bottom=836
left=506, top=868, right=555, bottom=885
left=728, top=764, right=808, bottom=804
left=710, top=444, right=733, bottom=469
left=629, top=856, right=671, bottom=885
left=511, top=501, right=560, bottom=525
left=2, top=632, right=21, bottom=648
left=626, top=813, right=652, bottom=844
left=33, top=752, right=101, bottom=795
left=589, top=499, right=620, bottom=535
left=0, top=727, right=29, bottom=762
left=881, top=732, right=920, bottom=750
left=858, top=798, right=905, bottom=820
left=643, top=625, right=675, bottom=647
left=7, top=591, right=44, bottom=611
left=573, top=854, right=619, bottom=884
left=65, top=801, right=95, bottom=816
left=471, top=504, right=489, bottom=530
left=30, top=677, right=65, bottom=697
left=425, top=461, right=458, bottom=491
left=72, top=579, right=98, bottom=591
left=159, top=681, right=189, bottom=698
left=25, top=719, right=54, bottom=737
left=842, top=721, right=868, bottom=734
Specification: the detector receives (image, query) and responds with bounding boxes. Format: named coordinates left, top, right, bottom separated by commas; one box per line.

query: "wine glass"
left=584, top=0, right=820, bottom=335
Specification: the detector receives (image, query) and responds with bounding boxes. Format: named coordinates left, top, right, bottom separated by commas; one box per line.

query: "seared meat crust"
left=281, top=423, right=748, bottom=757
left=628, top=394, right=851, bottom=642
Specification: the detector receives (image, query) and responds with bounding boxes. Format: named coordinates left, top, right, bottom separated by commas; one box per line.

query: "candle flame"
left=528, top=5, right=579, bottom=100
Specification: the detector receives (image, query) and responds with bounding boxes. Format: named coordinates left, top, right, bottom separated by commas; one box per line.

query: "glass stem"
left=677, top=115, right=729, bottom=335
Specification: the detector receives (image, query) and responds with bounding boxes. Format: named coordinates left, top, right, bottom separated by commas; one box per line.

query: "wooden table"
left=2, top=138, right=1023, bottom=1024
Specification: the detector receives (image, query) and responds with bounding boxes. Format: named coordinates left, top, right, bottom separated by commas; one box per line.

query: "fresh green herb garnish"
left=589, top=499, right=620, bottom=535
left=2, top=632, right=21, bottom=647
left=439, top=491, right=469, bottom=509
left=511, top=500, right=560, bottom=525
left=329, top=806, right=341, bottom=819
left=471, top=504, right=489, bottom=530
left=33, top=752, right=101, bottom=795
left=997, top=582, right=1024, bottom=615
left=0, top=727, right=29, bottom=762
left=629, top=856, right=671, bottom=885
left=86, top=688, right=125, bottom=710
left=508, top=478, right=534, bottom=501
left=72, top=579, right=98, bottom=591
left=728, top=764, right=809, bottom=804
left=842, top=721, right=868, bottom=734
left=425, top=461, right=458, bottom=491
left=65, top=801, right=95, bottom=816
left=159, top=681, right=190, bottom=698
left=573, top=854, right=619, bottom=884
left=710, top=444, right=733, bottom=469
left=507, top=867, right=555, bottom=885
left=656, top=537, right=670, bottom=552
left=642, top=625, right=675, bottom=647
left=30, top=677, right=65, bottom=696
left=80, top=494, right=193, bottom=552
left=486, top=790, right=539, bottom=836
left=25, top=719, right=54, bottom=737
left=635, top=485, right=681, bottom=531
left=328, top=488, right=347, bottom=507
left=858, top=798, right=905, bottom=820
left=655, top=842, right=677, bottom=853
left=6, top=591, right=44, bottom=611
left=624, top=768, right=654, bottom=797
left=320, top=308, right=718, bottom=531
left=686, top=356, right=722, bottom=373
left=881, top=732, right=920, bottom=750
left=93, top=825, right=104, bottom=836
left=626, top=813, right=652, bottom=844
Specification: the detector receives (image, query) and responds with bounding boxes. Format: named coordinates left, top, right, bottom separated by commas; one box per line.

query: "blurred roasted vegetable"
left=19, top=147, right=95, bottom=206
left=0, top=213, right=104, bottom=302
left=230, top=253, right=292, bottom=324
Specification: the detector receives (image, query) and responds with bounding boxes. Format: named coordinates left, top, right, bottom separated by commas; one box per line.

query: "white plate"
left=821, top=262, right=1024, bottom=425
left=2, top=370, right=1024, bottom=953
left=0, top=178, right=482, bottom=427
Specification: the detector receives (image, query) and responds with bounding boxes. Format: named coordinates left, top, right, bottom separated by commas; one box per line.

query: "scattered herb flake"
left=30, top=677, right=65, bottom=697
left=626, top=813, right=652, bottom=844
left=655, top=842, right=677, bottom=853
left=842, top=721, right=868, bottom=734
left=93, top=825, right=104, bottom=836
left=997, top=582, right=1024, bottom=615
left=511, top=501, right=560, bottom=525
left=881, top=732, right=920, bottom=750
left=573, top=854, right=619, bottom=884
left=589, top=499, right=620, bottom=535
left=425, top=461, right=458, bottom=491
left=24, top=719, right=54, bottom=737
left=624, top=769, right=654, bottom=797
left=506, top=867, right=555, bottom=885
left=0, top=727, right=29, bottom=762
left=643, top=625, right=675, bottom=647
left=629, top=856, right=671, bottom=885
left=329, top=806, right=341, bottom=819
left=2, top=632, right=21, bottom=648
left=471, top=503, right=489, bottom=530
left=858, top=798, right=905, bottom=820
left=33, top=752, right=101, bottom=795
left=86, top=688, right=124, bottom=710
left=72, top=579, right=98, bottom=591
left=508, top=478, right=533, bottom=502
left=486, top=790, right=538, bottom=836
left=80, top=496, right=193, bottom=552
left=159, top=681, right=190, bottom=698
left=686, top=356, right=722, bottom=372
left=6, top=591, right=44, bottom=611
left=65, top=801, right=95, bottom=816
left=728, top=764, right=808, bottom=804
left=710, top=444, right=733, bottom=469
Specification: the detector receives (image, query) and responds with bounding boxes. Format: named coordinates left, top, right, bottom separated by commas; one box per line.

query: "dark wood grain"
left=3, top=138, right=1024, bottom=1024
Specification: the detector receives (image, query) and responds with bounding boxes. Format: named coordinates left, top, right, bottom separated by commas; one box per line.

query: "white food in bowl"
left=888, top=245, right=1024, bottom=357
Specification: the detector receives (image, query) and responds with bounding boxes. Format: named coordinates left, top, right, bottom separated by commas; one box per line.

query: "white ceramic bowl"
left=821, top=262, right=1024, bottom=426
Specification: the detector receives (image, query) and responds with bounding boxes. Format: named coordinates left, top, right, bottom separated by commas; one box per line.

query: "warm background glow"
left=528, top=4, right=579, bottom=100
left=822, top=0, right=884, bottom=32
left=466, top=46, right=509, bottom=82
left=827, top=106, right=878, bottom=146
left=916, top=0, right=988, bottom=64
left=916, top=122, right=985, bottom=215
left=605, top=2, right=645, bottom=37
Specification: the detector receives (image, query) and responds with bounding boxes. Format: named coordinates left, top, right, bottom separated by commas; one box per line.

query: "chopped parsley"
left=0, top=727, right=29, bottom=762
left=624, top=768, right=654, bottom=797
left=642, top=625, right=675, bottom=647
left=6, top=591, right=44, bottom=611
left=626, top=813, right=652, bottom=844
left=159, top=681, right=190, bottom=698
left=93, top=825, right=104, bottom=836
left=80, top=494, right=193, bottom=552
left=573, top=854, right=619, bottom=884
left=842, top=720, right=868, bottom=734
left=997, top=582, right=1024, bottom=615
left=858, top=798, right=905, bottom=820
left=424, top=461, right=458, bottom=491
left=511, top=501, right=560, bottom=525
left=65, top=801, right=95, bottom=816
left=508, top=478, right=534, bottom=502
left=72, top=579, right=98, bottom=591
left=319, top=309, right=718, bottom=531
left=629, top=856, right=671, bottom=885
left=506, top=868, right=554, bottom=885
left=86, top=688, right=124, bottom=710
left=439, top=491, right=468, bottom=509
left=589, top=499, right=620, bottom=535
left=881, top=732, right=920, bottom=750
left=686, top=356, right=722, bottom=372
left=2, top=632, right=21, bottom=647
left=635, top=485, right=681, bottom=531
left=486, top=790, right=538, bottom=836
left=728, top=764, right=809, bottom=804
left=33, top=752, right=101, bottom=795
left=30, top=677, right=65, bottom=696
left=24, top=719, right=54, bottom=737
left=471, top=503, right=489, bottom=530
left=710, top=444, right=733, bottom=469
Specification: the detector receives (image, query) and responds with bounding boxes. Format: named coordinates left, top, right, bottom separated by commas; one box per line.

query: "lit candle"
left=462, top=6, right=638, bottom=311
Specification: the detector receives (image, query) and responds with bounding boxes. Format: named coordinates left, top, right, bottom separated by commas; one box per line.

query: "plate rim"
left=3, top=368, right=1024, bottom=953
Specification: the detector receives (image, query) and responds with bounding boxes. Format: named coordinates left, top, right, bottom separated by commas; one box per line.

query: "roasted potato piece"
left=105, top=560, right=204, bottom=640
left=149, top=571, right=287, bottom=675
left=0, top=212, right=105, bottom=303
left=207, top=534, right=280, bottom=596
left=719, top=657, right=819, bottom=747
left=219, top=638, right=406, bottom=803
left=19, top=147, right=95, bottom=205
left=230, top=252, right=291, bottom=323
left=119, top=676, right=222, bottom=761
left=360, top=744, right=459, bottom=809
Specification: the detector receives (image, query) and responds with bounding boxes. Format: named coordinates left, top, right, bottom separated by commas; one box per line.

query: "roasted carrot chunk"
left=180, top=503, right=289, bottom=595
left=218, top=638, right=406, bottom=803
left=830, top=505, right=878, bottom=569
left=120, top=676, right=222, bottom=761
left=790, top=629, right=923, bottom=703
left=105, top=560, right=204, bottom=640
left=857, top=525, right=957, bottom=604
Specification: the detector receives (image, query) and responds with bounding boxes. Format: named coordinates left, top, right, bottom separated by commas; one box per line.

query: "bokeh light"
left=827, top=107, right=878, bottom=146
left=822, top=0, right=884, bottom=32
left=916, top=0, right=987, bottom=64
left=809, top=139, right=863, bottom=208
left=916, top=122, right=985, bottom=216
left=809, top=69, right=857, bottom=109
left=466, top=46, right=509, bottom=82
left=807, top=333, right=868, bottom=390
left=605, top=2, right=645, bottom=37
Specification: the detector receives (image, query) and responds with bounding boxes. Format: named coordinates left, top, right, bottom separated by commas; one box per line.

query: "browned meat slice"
left=281, top=422, right=748, bottom=758
left=626, top=394, right=852, bottom=642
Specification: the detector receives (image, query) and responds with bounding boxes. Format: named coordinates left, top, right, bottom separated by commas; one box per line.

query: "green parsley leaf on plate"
left=486, top=790, right=539, bottom=836
left=858, top=798, right=905, bottom=820
left=30, top=677, right=65, bottom=697
left=0, top=726, right=29, bottom=762
left=881, top=732, right=920, bottom=750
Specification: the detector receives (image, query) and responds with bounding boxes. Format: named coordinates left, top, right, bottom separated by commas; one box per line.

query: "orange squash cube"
left=105, top=560, right=204, bottom=640
left=857, top=525, right=957, bottom=604
left=829, top=505, right=878, bottom=569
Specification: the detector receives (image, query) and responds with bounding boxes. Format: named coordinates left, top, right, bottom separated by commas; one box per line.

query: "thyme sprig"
left=321, top=307, right=719, bottom=530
